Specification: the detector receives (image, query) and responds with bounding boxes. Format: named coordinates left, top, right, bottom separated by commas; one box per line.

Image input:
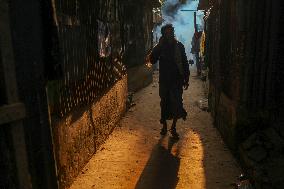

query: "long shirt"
left=150, top=39, right=189, bottom=89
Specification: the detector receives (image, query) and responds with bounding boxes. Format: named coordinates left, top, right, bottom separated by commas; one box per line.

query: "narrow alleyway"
left=70, top=69, right=241, bottom=189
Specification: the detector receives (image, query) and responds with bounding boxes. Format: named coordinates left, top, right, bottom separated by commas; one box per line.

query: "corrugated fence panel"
left=50, top=0, right=126, bottom=117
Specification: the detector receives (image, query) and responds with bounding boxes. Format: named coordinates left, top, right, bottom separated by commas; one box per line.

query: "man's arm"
left=180, top=44, right=190, bottom=87
left=149, top=44, right=161, bottom=64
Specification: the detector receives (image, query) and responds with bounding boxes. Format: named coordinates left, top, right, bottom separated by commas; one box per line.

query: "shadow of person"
left=135, top=136, right=180, bottom=189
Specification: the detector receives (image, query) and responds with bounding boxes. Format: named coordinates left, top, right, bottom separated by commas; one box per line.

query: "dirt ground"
left=70, top=69, right=241, bottom=189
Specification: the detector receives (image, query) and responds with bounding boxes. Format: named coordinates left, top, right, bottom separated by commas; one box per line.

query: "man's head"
left=161, top=24, right=175, bottom=41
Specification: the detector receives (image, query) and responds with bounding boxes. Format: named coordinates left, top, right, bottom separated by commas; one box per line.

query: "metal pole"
left=194, top=11, right=197, bottom=33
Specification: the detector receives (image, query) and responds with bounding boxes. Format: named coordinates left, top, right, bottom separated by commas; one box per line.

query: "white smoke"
left=154, top=0, right=204, bottom=59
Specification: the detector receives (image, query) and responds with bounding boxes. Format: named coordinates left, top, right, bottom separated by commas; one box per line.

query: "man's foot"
left=170, top=127, right=179, bottom=140
left=160, top=125, right=167, bottom=135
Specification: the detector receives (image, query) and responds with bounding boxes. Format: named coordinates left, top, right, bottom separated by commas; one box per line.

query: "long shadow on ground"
left=135, top=136, right=180, bottom=189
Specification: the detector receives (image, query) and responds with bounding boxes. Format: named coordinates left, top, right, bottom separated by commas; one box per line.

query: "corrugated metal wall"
left=47, top=0, right=126, bottom=117
left=205, top=0, right=283, bottom=148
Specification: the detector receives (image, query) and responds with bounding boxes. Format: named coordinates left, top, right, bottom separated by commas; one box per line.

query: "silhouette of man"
left=148, top=24, right=190, bottom=139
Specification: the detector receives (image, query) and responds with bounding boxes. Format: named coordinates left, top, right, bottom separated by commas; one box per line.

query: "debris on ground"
left=126, top=92, right=135, bottom=110
left=239, top=125, right=284, bottom=188
left=236, top=179, right=253, bottom=189
left=231, top=174, right=253, bottom=189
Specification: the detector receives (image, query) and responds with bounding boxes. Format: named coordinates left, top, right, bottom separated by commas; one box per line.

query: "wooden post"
left=0, top=0, right=31, bottom=188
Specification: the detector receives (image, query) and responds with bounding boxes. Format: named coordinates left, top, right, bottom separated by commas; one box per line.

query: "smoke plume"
left=154, top=0, right=204, bottom=59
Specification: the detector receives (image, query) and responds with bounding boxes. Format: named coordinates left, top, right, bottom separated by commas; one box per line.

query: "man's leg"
left=160, top=120, right=167, bottom=135
left=172, top=118, right=177, bottom=128
left=160, top=96, right=168, bottom=135
left=195, top=53, right=201, bottom=76
left=168, top=89, right=182, bottom=139
left=170, top=118, right=179, bottom=139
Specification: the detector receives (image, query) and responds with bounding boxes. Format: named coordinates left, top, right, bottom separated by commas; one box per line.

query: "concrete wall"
left=46, top=1, right=128, bottom=187
left=127, top=64, right=153, bottom=92
left=51, top=76, right=127, bottom=188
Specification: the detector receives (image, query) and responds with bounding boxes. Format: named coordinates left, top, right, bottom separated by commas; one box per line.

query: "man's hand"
left=145, top=54, right=152, bottom=68
left=183, top=83, right=189, bottom=90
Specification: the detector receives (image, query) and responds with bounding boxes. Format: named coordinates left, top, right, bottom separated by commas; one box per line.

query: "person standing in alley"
left=147, top=24, right=190, bottom=139
left=191, top=31, right=202, bottom=76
